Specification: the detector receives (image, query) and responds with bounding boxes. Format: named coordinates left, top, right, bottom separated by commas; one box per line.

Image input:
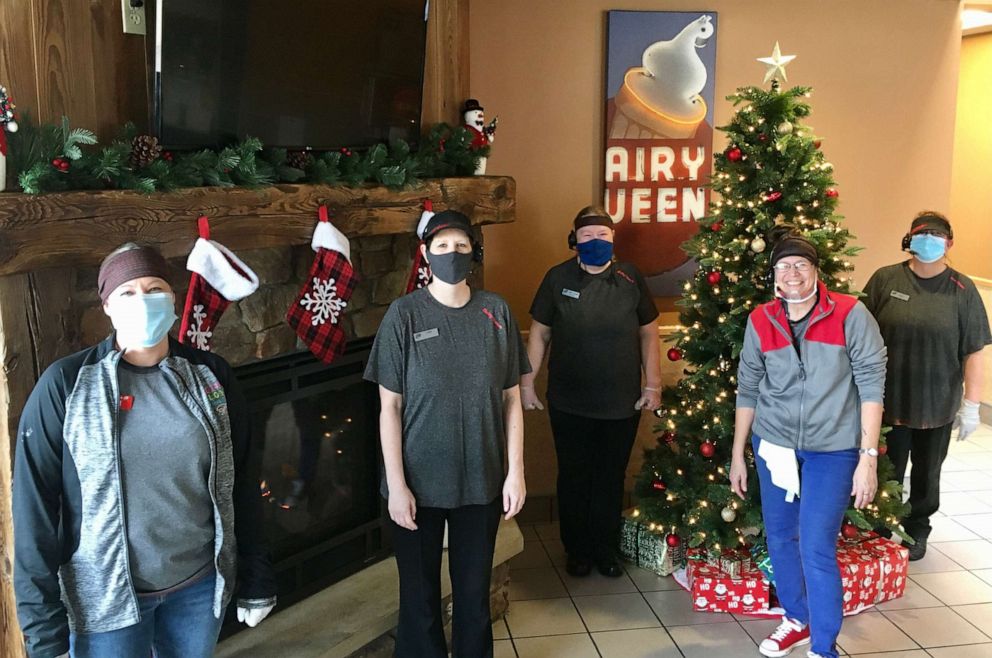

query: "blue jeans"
left=753, top=436, right=858, bottom=658
left=70, top=571, right=222, bottom=658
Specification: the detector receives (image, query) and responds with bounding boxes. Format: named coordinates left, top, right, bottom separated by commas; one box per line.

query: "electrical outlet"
left=122, top=0, right=146, bottom=36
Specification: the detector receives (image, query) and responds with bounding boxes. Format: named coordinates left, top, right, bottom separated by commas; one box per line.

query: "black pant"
left=548, top=406, right=641, bottom=562
left=391, top=497, right=502, bottom=658
left=886, top=423, right=954, bottom=541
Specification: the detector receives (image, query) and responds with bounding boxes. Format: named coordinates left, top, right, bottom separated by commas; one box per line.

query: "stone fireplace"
left=0, top=177, right=521, bottom=657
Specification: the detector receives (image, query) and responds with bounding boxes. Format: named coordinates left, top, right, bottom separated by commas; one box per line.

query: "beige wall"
left=472, top=0, right=962, bottom=497
left=950, top=32, right=992, bottom=279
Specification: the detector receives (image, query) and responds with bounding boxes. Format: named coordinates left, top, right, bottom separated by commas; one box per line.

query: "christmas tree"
left=632, top=47, right=910, bottom=554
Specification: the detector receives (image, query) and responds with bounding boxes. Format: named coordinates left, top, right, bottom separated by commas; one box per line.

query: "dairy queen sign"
left=605, top=11, right=718, bottom=295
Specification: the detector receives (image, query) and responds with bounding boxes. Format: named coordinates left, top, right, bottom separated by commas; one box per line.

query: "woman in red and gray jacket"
left=728, top=233, right=886, bottom=658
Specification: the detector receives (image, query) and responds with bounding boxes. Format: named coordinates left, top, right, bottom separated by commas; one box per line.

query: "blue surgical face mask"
left=109, top=292, right=177, bottom=349
left=576, top=239, right=614, bottom=267
left=909, top=234, right=947, bottom=264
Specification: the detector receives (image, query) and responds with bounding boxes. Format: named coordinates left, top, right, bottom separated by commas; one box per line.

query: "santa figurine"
left=462, top=98, right=497, bottom=175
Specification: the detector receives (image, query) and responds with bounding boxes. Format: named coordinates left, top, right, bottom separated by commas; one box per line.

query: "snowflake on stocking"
left=300, top=276, right=347, bottom=325
left=186, top=304, right=214, bottom=350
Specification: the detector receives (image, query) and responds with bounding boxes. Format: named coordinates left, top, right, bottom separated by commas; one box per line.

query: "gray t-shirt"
left=863, top=262, right=992, bottom=428
left=364, top=288, right=532, bottom=508
left=118, top=361, right=215, bottom=592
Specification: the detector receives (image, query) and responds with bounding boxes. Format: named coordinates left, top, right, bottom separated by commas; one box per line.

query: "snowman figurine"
left=462, top=98, right=497, bottom=175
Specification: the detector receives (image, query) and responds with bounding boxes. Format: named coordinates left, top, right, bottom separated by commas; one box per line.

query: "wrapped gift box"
left=619, top=514, right=685, bottom=576
left=687, top=559, right=771, bottom=614
left=838, top=536, right=908, bottom=614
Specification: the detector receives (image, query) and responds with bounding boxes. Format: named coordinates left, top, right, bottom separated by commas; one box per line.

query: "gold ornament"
left=777, top=121, right=793, bottom=135
left=750, top=236, right=767, bottom=253
left=721, top=506, right=737, bottom=522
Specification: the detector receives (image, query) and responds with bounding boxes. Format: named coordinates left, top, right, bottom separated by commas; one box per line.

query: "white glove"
left=954, top=399, right=981, bottom=441
left=237, top=604, right=274, bottom=628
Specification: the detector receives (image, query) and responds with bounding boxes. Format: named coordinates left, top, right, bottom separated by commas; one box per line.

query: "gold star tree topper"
left=757, top=42, right=796, bottom=83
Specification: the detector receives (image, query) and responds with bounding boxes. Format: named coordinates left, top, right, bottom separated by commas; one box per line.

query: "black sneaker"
left=596, top=558, right=624, bottom=578
left=565, top=555, right=592, bottom=577
left=907, top=537, right=927, bottom=561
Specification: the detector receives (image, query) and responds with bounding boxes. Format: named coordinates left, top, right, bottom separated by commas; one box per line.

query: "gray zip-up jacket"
left=736, top=281, right=887, bottom=452
left=13, top=336, right=276, bottom=657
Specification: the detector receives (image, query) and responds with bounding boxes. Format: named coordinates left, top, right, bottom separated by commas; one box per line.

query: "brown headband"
left=573, top=215, right=614, bottom=230
left=98, top=247, right=171, bottom=303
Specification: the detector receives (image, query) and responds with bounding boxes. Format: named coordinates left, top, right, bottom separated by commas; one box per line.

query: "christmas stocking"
left=404, top=199, right=434, bottom=293
left=180, top=215, right=260, bottom=351
left=286, top=205, right=358, bottom=364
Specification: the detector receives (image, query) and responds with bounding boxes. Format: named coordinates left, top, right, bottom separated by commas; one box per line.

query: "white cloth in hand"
left=757, top=439, right=800, bottom=503
left=954, top=399, right=981, bottom=441
left=238, top=604, right=274, bottom=628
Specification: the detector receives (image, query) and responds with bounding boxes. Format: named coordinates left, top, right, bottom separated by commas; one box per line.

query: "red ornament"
left=652, top=479, right=667, bottom=492
left=700, top=441, right=716, bottom=458
left=710, top=221, right=723, bottom=232
left=666, top=533, right=681, bottom=548
left=707, top=271, right=722, bottom=286
left=662, top=430, right=676, bottom=445
left=163, top=151, right=174, bottom=162
left=765, top=191, right=783, bottom=203
left=841, top=523, right=860, bottom=540
left=878, top=443, right=888, bottom=456
left=813, top=139, right=822, bottom=149
left=825, top=188, right=839, bottom=198
left=667, top=348, right=683, bottom=362
left=725, top=147, right=743, bottom=162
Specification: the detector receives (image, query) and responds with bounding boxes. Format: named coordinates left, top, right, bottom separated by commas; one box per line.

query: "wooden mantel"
left=0, top=176, right=515, bottom=277
left=0, top=174, right=512, bottom=658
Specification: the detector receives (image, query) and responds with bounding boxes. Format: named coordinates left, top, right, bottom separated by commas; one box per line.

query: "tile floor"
left=496, top=424, right=992, bottom=657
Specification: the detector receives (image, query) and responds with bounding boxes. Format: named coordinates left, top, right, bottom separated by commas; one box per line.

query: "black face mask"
left=427, top=251, right=474, bottom=284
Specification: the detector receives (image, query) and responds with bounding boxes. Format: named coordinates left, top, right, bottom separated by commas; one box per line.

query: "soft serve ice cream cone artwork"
left=611, top=15, right=713, bottom=139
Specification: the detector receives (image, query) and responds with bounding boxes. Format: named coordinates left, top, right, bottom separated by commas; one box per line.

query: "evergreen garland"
left=7, top=117, right=490, bottom=195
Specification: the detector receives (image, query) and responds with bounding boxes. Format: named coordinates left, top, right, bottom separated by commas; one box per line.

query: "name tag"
left=561, top=288, right=580, bottom=299
left=890, top=290, right=910, bottom=302
left=414, top=328, right=440, bottom=342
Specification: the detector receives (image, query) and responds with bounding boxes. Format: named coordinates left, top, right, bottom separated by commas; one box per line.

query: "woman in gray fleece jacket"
left=12, top=244, right=276, bottom=658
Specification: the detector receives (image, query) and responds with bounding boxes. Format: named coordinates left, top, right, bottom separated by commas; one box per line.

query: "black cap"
left=770, top=234, right=819, bottom=268
left=909, top=212, right=952, bottom=238
left=422, top=209, right=474, bottom=243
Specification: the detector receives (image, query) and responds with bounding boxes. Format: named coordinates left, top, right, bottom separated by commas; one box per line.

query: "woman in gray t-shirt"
left=365, top=210, right=530, bottom=658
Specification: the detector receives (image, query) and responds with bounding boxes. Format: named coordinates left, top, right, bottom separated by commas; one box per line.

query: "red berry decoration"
left=51, top=158, right=61, bottom=167
left=700, top=441, right=716, bottom=458
left=765, top=191, right=783, bottom=203
left=813, top=139, right=822, bottom=149
left=725, top=147, right=742, bottom=162
left=878, top=443, right=888, bottom=456
left=667, top=348, right=683, bottom=362
left=666, top=533, right=681, bottom=548
left=163, top=151, right=173, bottom=161
left=710, top=220, right=723, bottom=232
left=652, top=479, right=667, bottom=492
left=662, top=430, right=676, bottom=445
left=825, top=188, right=839, bottom=198
left=707, top=271, right=722, bottom=286
left=841, top=523, right=860, bottom=540
left=59, top=161, right=70, bottom=171
left=758, top=133, right=769, bottom=143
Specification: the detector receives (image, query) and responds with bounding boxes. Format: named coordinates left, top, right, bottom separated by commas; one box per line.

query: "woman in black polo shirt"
left=863, top=211, right=991, bottom=561
left=522, top=205, right=661, bottom=578
left=364, top=210, right=530, bottom=658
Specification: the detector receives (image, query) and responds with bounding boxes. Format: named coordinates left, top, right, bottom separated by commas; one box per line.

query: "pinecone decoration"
left=129, top=134, right=162, bottom=169
left=286, top=150, right=313, bottom=171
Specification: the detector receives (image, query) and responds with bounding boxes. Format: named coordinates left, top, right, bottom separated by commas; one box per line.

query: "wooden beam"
left=421, top=0, right=470, bottom=127
left=0, top=177, right=515, bottom=276
left=0, top=276, right=37, bottom=658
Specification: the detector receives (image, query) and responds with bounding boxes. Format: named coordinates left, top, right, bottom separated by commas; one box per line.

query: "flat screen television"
left=150, top=0, right=429, bottom=150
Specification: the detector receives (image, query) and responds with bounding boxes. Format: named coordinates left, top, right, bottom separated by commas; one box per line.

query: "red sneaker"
left=759, top=617, right=810, bottom=657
